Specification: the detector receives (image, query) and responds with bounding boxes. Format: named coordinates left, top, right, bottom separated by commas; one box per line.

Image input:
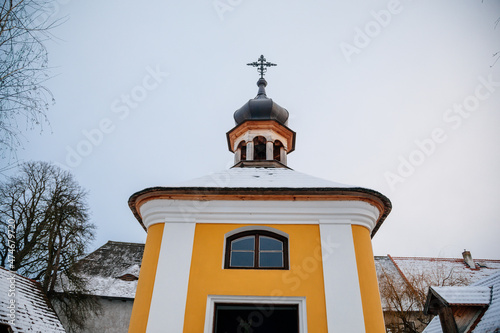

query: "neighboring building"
left=0, top=266, right=65, bottom=333
left=423, top=270, right=500, bottom=333
left=55, top=241, right=143, bottom=333
left=127, top=56, right=392, bottom=332
left=375, top=253, right=500, bottom=333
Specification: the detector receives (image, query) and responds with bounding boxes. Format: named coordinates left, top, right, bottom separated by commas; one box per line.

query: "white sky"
left=9, top=0, right=500, bottom=259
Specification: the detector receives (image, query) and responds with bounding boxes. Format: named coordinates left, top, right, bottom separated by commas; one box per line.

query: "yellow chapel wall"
left=352, top=225, right=386, bottom=333
left=128, top=223, right=164, bottom=333
left=183, top=223, right=329, bottom=332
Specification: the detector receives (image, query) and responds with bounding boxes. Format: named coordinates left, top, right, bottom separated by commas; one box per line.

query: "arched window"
left=253, top=136, right=267, bottom=161
left=237, top=141, right=247, bottom=161
left=273, top=140, right=284, bottom=161
left=225, top=230, right=288, bottom=269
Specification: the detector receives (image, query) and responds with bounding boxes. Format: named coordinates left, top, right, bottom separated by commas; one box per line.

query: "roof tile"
left=0, top=267, right=65, bottom=333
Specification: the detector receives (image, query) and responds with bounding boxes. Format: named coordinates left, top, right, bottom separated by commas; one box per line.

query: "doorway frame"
left=203, top=295, right=308, bottom=333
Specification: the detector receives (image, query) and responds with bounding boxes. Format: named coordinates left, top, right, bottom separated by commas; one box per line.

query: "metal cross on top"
left=247, top=55, right=277, bottom=78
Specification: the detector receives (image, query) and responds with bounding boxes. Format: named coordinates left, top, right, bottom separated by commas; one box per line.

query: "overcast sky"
left=8, top=0, right=500, bottom=259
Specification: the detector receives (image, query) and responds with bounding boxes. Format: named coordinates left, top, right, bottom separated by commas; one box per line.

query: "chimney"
left=462, top=250, right=476, bottom=269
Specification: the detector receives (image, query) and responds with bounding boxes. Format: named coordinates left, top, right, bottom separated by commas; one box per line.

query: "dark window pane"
left=226, top=232, right=288, bottom=270
left=230, top=251, right=254, bottom=267
left=260, top=252, right=283, bottom=267
left=214, top=303, right=299, bottom=333
left=232, top=236, right=255, bottom=251
left=260, top=236, right=283, bottom=251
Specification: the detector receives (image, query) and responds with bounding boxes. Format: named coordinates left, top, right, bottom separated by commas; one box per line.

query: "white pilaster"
left=266, top=141, right=274, bottom=160
left=246, top=141, right=254, bottom=160
left=280, top=147, right=287, bottom=165
left=234, top=148, right=241, bottom=164
left=320, top=222, right=365, bottom=333
left=146, top=222, right=196, bottom=333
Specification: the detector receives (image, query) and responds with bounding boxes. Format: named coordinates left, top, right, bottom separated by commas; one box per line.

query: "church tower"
left=128, top=55, right=391, bottom=333
left=227, top=56, right=295, bottom=168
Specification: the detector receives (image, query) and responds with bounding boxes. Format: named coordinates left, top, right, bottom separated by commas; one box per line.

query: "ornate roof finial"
left=247, top=55, right=277, bottom=79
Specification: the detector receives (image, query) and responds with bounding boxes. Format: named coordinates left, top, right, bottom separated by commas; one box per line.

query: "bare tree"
left=379, top=262, right=470, bottom=333
left=482, top=0, right=500, bottom=67
left=493, top=16, right=500, bottom=67
left=0, top=0, right=59, bottom=158
left=0, top=161, right=100, bottom=331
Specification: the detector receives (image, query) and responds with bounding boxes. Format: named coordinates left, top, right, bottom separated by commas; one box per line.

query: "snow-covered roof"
left=70, top=241, right=144, bottom=299
left=374, top=256, right=410, bottom=310
left=391, top=257, right=500, bottom=285
left=423, top=270, right=500, bottom=333
left=129, top=167, right=392, bottom=236
left=473, top=272, right=500, bottom=332
left=0, top=267, right=65, bottom=333
left=429, top=286, right=491, bottom=305
left=116, top=264, right=140, bottom=279
left=172, top=167, right=354, bottom=188
left=375, top=256, right=500, bottom=313
left=422, top=318, right=444, bottom=333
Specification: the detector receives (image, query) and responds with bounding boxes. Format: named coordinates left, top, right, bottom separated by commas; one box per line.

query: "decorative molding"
left=226, top=120, right=296, bottom=153
left=140, top=200, right=379, bottom=232
left=129, top=186, right=392, bottom=237
left=224, top=225, right=290, bottom=239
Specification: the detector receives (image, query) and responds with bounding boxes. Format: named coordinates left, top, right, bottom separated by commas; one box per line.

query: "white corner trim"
left=320, top=223, right=365, bottom=332
left=145, top=222, right=196, bottom=333
left=204, top=295, right=308, bottom=333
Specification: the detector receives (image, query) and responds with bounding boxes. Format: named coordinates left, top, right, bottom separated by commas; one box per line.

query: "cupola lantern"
left=227, top=55, right=296, bottom=168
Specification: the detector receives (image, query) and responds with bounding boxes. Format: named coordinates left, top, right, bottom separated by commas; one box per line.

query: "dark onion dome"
left=233, top=78, right=290, bottom=126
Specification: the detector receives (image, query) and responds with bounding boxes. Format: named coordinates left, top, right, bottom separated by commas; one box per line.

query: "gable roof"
left=472, top=272, right=500, bottom=332
left=70, top=241, right=144, bottom=299
left=375, top=255, right=411, bottom=310
left=375, top=255, right=500, bottom=313
left=390, top=257, right=500, bottom=285
left=427, top=286, right=491, bottom=306
left=0, top=267, right=65, bottom=333
left=423, top=271, right=500, bottom=333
